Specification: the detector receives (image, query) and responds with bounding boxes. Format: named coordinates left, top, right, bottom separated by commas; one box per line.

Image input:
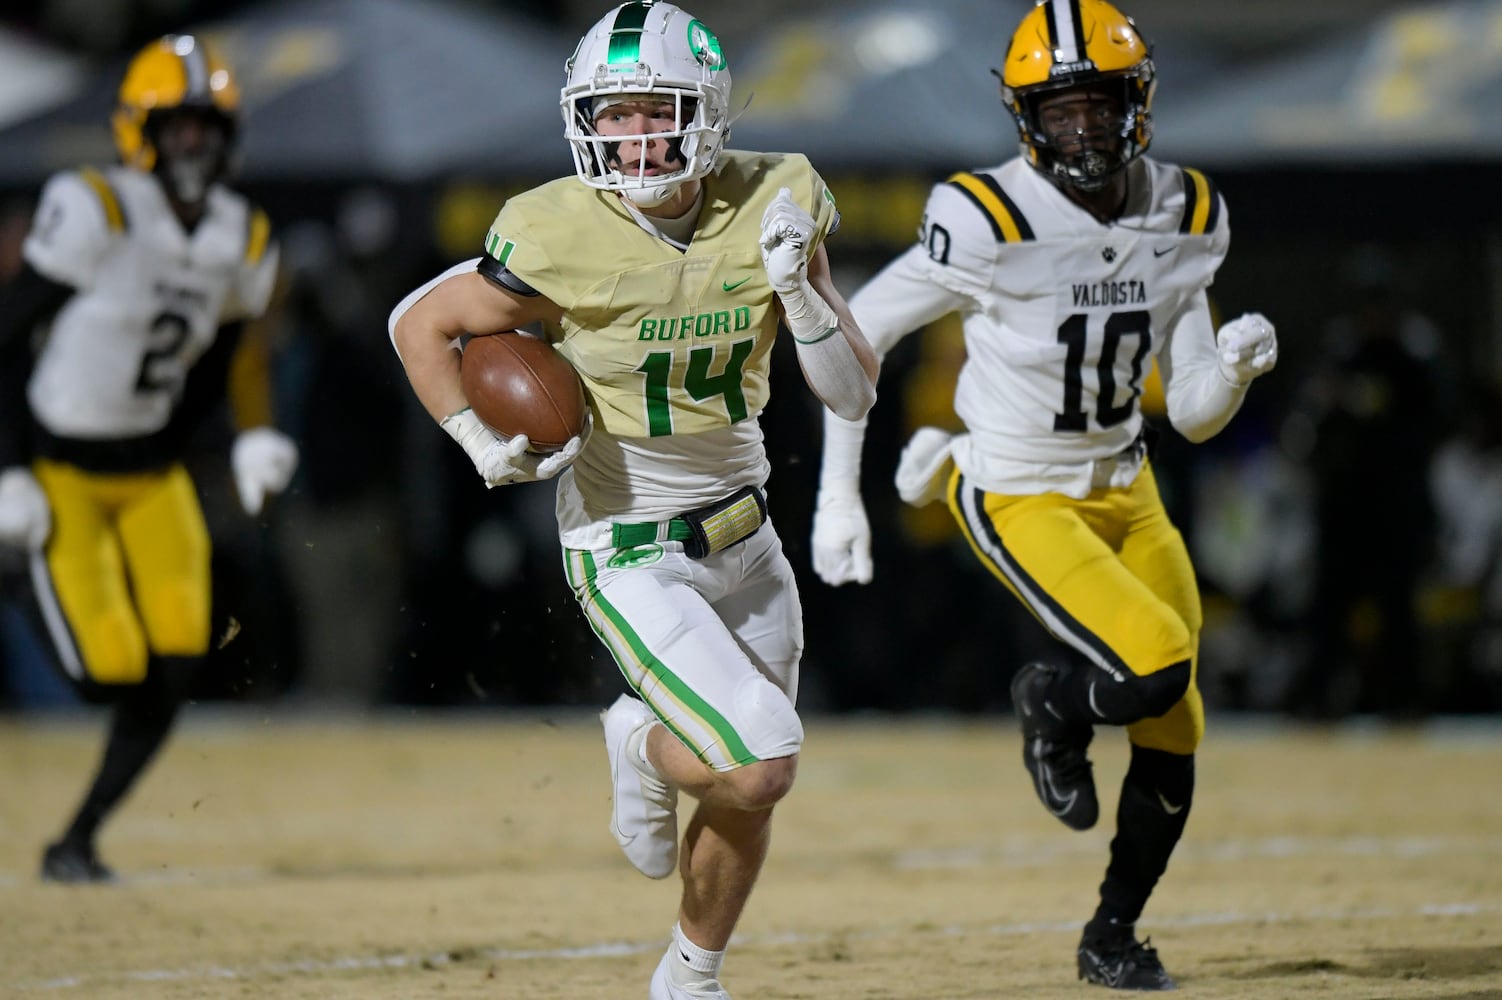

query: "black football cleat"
left=40, top=840, right=116, bottom=884
left=1011, top=661, right=1098, bottom=831
left=1078, top=933, right=1177, bottom=991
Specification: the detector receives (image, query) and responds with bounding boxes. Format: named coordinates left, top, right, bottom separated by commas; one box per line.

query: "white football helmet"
left=561, top=1, right=732, bottom=207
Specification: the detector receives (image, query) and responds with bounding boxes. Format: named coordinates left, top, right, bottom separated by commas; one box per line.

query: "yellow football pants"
left=30, top=459, right=211, bottom=686
left=948, top=461, right=1204, bottom=755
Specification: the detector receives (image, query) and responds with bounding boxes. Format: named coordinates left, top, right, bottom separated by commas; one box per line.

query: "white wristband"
left=777, top=278, right=840, bottom=344
left=440, top=408, right=496, bottom=468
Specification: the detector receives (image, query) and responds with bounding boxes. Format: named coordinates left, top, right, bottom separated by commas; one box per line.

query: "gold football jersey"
left=482, top=150, right=837, bottom=440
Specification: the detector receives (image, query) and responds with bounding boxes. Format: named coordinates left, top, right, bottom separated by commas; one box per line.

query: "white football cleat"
left=649, top=946, right=731, bottom=1000
left=601, top=694, right=679, bottom=879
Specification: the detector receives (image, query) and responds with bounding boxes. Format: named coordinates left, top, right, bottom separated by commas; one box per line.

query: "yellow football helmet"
left=112, top=35, right=239, bottom=201
left=998, top=0, right=1155, bottom=191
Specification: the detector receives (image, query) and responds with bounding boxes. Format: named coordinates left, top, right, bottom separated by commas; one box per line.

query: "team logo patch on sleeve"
left=484, top=232, right=516, bottom=265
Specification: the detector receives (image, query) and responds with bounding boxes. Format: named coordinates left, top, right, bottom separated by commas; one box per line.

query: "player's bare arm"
left=391, top=265, right=581, bottom=488
left=392, top=268, right=564, bottom=423
left=805, top=244, right=880, bottom=385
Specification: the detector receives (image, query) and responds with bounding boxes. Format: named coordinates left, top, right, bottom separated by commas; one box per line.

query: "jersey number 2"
left=133, top=311, right=194, bottom=399
left=1054, top=311, right=1151, bottom=432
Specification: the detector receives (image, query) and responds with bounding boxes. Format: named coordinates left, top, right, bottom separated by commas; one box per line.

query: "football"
left=459, top=332, right=587, bottom=454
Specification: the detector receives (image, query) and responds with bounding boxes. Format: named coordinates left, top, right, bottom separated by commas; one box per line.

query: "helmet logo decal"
left=687, top=20, right=724, bottom=70
left=1050, top=58, right=1097, bottom=78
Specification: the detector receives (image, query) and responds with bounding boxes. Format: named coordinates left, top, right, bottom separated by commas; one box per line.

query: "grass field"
left=2, top=710, right=1500, bottom=998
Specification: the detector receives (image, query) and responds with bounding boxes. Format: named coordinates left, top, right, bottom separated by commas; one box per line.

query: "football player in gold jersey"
left=0, top=35, right=297, bottom=882
left=389, top=3, right=876, bottom=997
left=811, top=0, right=1276, bottom=989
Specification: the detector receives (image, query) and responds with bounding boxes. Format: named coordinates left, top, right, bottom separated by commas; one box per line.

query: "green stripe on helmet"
left=607, top=2, right=650, bottom=65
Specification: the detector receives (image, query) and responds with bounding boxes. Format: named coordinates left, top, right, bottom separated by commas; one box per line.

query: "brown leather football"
left=459, top=332, right=587, bottom=454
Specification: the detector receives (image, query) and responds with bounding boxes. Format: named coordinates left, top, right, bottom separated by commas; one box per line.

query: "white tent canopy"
left=1155, top=0, right=1502, bottom=165
left=0, top=26, right=86, bottom=132
left=0, top=0, right=575, bottom=185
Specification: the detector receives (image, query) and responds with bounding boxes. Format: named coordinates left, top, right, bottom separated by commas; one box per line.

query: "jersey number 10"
left=1054, top=310, right=1151, bottom=433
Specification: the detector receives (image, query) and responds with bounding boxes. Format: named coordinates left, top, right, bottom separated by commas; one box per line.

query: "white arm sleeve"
left=387, top=256, right=483, bottom=358
left=793, top=324, right=876, bottom=423
left=1160, top=289, right=1249, bottom=443
left=819, top=241, right=976, bottom=486
left=819, top=412, right=868, bottom=493
left=849, top=244, right=974, bottom=359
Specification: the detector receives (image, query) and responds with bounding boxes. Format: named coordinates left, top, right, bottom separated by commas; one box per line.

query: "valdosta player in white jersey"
left=811, top=0, right=1276, bottom=990
left=388, top=4, right=876, bottom=997
left=0, top=35, right=297, bottom=882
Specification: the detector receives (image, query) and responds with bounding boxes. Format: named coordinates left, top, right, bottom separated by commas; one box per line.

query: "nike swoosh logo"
left=1153, top=246, right=1176, bottom=257
left=1034, top=738, right=1079, bottom=815
left=1156, top=791, right=1184, bottom=815
left=722, top=276, right=751, bottom=292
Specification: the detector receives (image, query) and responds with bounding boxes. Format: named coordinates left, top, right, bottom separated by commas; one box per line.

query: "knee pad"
left=82, top=635, right=150, bottom=686
left=139, top=583, right=211, bottom=658
left=733, top=674, right=803, bottom=763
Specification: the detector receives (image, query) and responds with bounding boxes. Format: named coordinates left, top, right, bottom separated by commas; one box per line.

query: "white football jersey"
left=851, top=156, right=1232, bottom=497
left=21, top=166, right=278, bottom=441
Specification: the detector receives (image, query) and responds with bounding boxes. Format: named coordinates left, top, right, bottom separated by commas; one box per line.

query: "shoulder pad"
left=1177, top=167, right=1223, bottom=236
left=76, top=167, right=128, bottom=233
left=244, top=206, right=272, bottom=264
left=943, top=171, right=1035, bottom=244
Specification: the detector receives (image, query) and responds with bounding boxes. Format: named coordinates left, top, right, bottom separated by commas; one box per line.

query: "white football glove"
left=442, top=408, right=591, bottom=487
left=811, top=488, right=873, bottom=586
left=231, top=427, right=300, bottom=516
left=894, top=427, right=956, bottom=508
left=0, top=467, right=51, bottom=550
left=759, top=186, right=840, bottom=351
left=759, top=186, right=816, bottom=295
left=1216, top=312, right=1278, bottom=386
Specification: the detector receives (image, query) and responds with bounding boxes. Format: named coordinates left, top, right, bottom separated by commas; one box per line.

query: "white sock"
left=628, top=723, right=662, bottom=779
left=670, top=922, right=724, bottom=979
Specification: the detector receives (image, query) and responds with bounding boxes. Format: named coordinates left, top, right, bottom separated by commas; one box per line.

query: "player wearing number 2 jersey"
left=812, top=0, right=1276, bottom=990
left=0, top=35, right=297, bottom=882
left=388, top=4, right=876, bottom=996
